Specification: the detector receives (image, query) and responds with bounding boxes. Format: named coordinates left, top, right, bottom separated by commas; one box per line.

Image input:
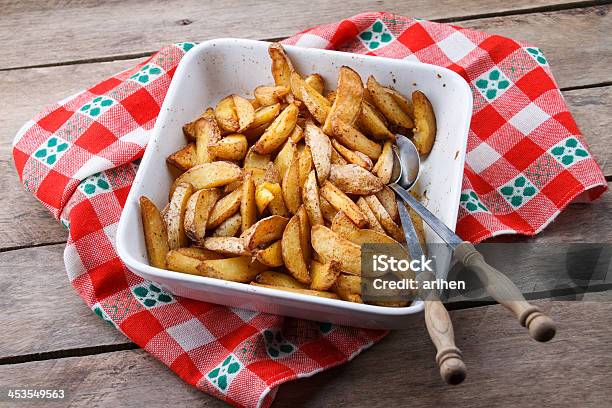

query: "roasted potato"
left=330, top=139, right=373, bottom=170
left=329, top=164, right=384, bottom=195
left=372, top=141, right=394, bottom=184
left=331, top=211, right=399, bottom=245
left=208, top=134, right=248, bottom=161
left=253, top=103, right=299, bottom=154
left=253, top=240, right=284, bottom=267
left=255, top=270, right=306, bottom=288
left=202, top=236, right=249, bottom=256
left=197, top=257, right=267, bottom=283
left=320, top=181, right=367, bottom=227
left=241, top=215, right=289, bottom=251
left=290, top=71, right=331, bottom=124
left=331, top=118, right=382, bottom=160
left=363, top=194, right=404, bottom=242
left=269, top=43, right=294, bottom=87
left=241, top=171, right=257, bottom=232
left=195, top=115, right=222, bottom=164
left=356, top=197, right=385, bottom=233
left=282, top=153, right=302, bottom=214
left=140, top=196, right=169, bottom=268
left=305, top=73, right=325, bottom=95
left=375, top=186, right=399, bottom=222
left=254, top=86, right=290, bottom=106
left=211, top=213, right=242, bottom=237
left=171, top=161, right=242, bottom=198
left=165, top=182, right=193, bottom=249
left=366, top=76, right=414, bottom=130
left=311, top=225, right=361, bottom=275
left=184, top=188, right=220, bottom=242
left=167, top=143, right=196, bottom=172
left=166, top=250, right=201, bottom=275
left=215, top=94, right=255, bottom=133
left=357, top=101, right=396, bottom=141
left=281, top=213, right=310, bottom=284
left=176, top=246, right=224, bottom=260
left=302, top=170, right=324, bottom=226
left=304, top=121, right=332, bottom=184
left=322, top=66, right=363, bottom=134
left=310, top=260, right=341, bottom=291
left=207, top=188, right=242, bottom=229
left=411, top=90, right=436, bottom=155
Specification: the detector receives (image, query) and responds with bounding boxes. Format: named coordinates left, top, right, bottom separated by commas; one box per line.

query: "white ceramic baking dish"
left=116, top=38, right=472, bottom=329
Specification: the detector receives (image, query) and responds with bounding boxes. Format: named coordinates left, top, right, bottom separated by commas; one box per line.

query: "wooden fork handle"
left=455, top=242, right=556, bottom=342
left=424, top=299, right=466, bottom=385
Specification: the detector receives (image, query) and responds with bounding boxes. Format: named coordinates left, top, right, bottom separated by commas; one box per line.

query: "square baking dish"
left=116, top=38, right=472, bottom=329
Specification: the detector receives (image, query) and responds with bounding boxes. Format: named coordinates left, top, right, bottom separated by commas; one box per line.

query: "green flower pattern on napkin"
left=498, top=175, right=539, bottom=208
left=77, top=172, right=111, bottom=197
left=263, top=329, right=295, bottom=359
left=460, top=190, right=490, bottom=214
left=474, top=67, right=512, bottom=101
left=129, top=63, right=164, bottom=85
left=525, top=47, right=548, bottom=66
left=359, top=19, right=394, bottom=50
left=92, top=303, right=117, bottom=328
left=207, top=354, right=243, bottom=394
left=34, top=136, right=70, bottom=167
left=132, top=282, right=175, bottom=309
left=79, top=96, right=116, bottom=118
left=549, top=137, right=590, bottom=167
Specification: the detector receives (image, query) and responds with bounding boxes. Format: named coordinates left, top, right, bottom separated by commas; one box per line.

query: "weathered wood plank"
left=0, top=58, right=610, bottom=250
left=0, top=59, right=143, bottom=249
left=0, top=300, right=609, bottom=407
left=0, top=244, right=127, bottom=360
left=0, top=0, right=602, bottom=70
left=1, top=184, right=609, bottom=359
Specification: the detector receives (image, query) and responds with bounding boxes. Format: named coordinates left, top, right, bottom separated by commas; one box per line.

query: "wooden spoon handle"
left=455, top=242, right=556, bottom=342
left=424, top=299, right=466, bottom=385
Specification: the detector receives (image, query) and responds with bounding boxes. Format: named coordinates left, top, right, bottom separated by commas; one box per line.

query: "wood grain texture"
left=1, top=184, right=609, bottom=359
left=1, top=300, right=609, bottom=407
left=0, top=0, right=602, bottom=70
left=0, top=244, right=127, bottom=360
left=0, top=61, right=610, bottom=250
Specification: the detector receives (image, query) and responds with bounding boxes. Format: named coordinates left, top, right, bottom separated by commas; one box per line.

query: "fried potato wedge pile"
left=141, top=43, right=437, bottom=307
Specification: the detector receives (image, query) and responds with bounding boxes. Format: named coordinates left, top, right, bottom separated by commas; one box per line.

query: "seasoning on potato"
left=140, top=42, right=437, bottom=307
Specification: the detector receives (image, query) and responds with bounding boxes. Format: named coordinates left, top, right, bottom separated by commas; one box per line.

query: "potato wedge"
left=255, top=182, right=275, bottom=214
left=171, top=162, right=242, bottom=198
left=305, top=73, right=325, bottom=95
left=243, top=147, right=271, bottom=171
left=357, top=101, right=396, bottom=141
left=251, top=283, right=339, bottom=299
left=211, top=213, right=242, bottom=237
left=241, top=171, right=257, bottom=232
left=195, top=116, right=222, bottom=164
left=356, top=197, right=385, bottom=233
left=310, top=260, right=341, bottom=291
left=385, top=87, right=414, bottom=118
left=406, top=201, right=427, bottom=250
left=330, top=145, right=348, bottom=165
left=165, top=182, right=193, bottom=249
left=274, top=139, right=297, bottom=179
left=322, top=66, right=363, bottom=134
left=184, top=188, right=220, bottom=242
left=319, top=195, right=338, bottom=223
left=207, top=188, right=242, bottom=229
left=311, top=225, right=361, bottom=275
left=290, top=71, right=331, bottom=124
left=329, top=164, right=384, bottom=195
left=182, top=107, right=214, bottom=141
left=372, top=141, right=394, bottom=184
left=269, top=43, right=294, bottom=86
left=166, top=250, right=201, bottom=275
left=282, top=153, right=302, bottom=214
left=176, top=247, right=224, bottom=260
left=331, top=118, right=382, bottom=160
left=253, top=240, right=284, bottom=267
left=363, top=195, right=404, bottom=242
left=167, top=143, right=196, bottom=172
left=375, top=186, right=399, bottom=222
left=214, top=95, right=239, bottom=132
left=251, top=103, right=281, bottom=129
left=241, top=215, right=289, bottom=250
left=281, top=214, right=311, bottom=284
left=197, top=256, right=267, bottom=283
left=331, top=211, right=399, bottom=246
left=411, top=90, right=437, bottom=155
left=366, top=76, right=414, bottom=129
left=298, top=146, right=313, bottom=187
left=248, top=98, right=261, bottom=110
left=319, top=181, right=366, bottom=227
left=140, top=196, right=169, bottom=268
left=302, top=170, right=324, bottom=226
left=297, top=206, right=312, bottom=264
left=254, top=86, right=290, bottom=106
left=330, top=139, right=373, bottom=170
left=287, top=123, right=302, bottom=142
left=208, top=134, right=248, bottom=161
left=335, top=274, right=362, bottom=298
left=304, top=121, right=332, bottom=184
left=253, top=103, right=298, bottom=154
left=202, top=236, right=249, bottom=256
left=255, top=270, right=305, bottom=288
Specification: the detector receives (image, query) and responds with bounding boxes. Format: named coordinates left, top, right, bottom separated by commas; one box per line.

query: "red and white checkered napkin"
left=12, top=12, right=606, bottom=407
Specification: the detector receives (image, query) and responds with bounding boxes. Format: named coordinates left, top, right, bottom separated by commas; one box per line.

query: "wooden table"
left=1, top=1, right=611, bottom=406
